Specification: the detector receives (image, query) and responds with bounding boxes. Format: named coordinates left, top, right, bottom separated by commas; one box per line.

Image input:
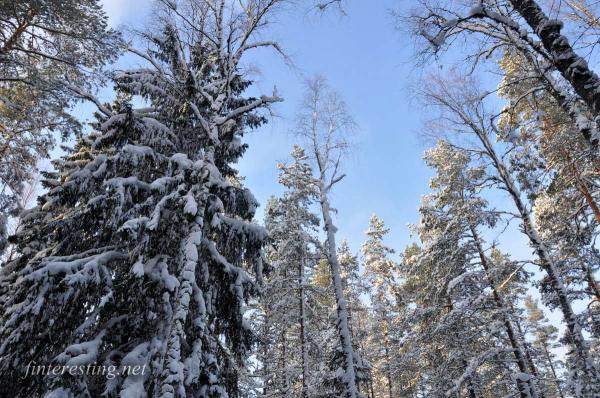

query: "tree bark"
left=1, top=8, right=37, bottom=56
left=509, top=0, right=600, bottom=144
left=262, top=310, right=270, bottom=397
left=383, top=322, right=393, bottom=398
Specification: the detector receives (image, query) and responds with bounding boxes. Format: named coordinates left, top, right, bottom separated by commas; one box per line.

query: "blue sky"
left=97, top=0, right=433, bottom=256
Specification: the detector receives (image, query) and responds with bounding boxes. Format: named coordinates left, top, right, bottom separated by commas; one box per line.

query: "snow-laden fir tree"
left=360, top=214, right=400, bottom=398
left=0, top=0, right=120, bottom=255
left=260, top=145, right=321, bottom=398
left=0, top=0, right=283, bottom=396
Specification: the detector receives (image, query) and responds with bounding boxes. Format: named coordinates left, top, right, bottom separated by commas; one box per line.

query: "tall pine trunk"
left=469, top=224, right=540, bottom=398
left=474, top=122, right=600, bottom=395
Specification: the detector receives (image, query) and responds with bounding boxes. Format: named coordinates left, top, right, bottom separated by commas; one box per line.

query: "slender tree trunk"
left=383, top=322, right=393, bottom=398
left=469, top=224, right=539, bottom=398
left=511, top=0, right=597, bottom=102
left=299, top=255, right=309, bottom=398
left=472, top=125, right=600, bottom=395
left=559, top=147, right=600, bottom=224
left=263, top=310, right=270, bottom=397
left=1, top=8, right=37, bottom=56
left=512, top=309, right=545, bottom=397
left=584, top=263, right=600, bottom=303
left=576, top=179, right=600, bottom=224
left=500, top=26, right=599, bottom=150
left=542, top=343, right=566, bottom=398
left=317, top=177, right=360, bottom=398
left=509, top=0, right=600, bottom=145
left=280, top=329, right=288, bottom=393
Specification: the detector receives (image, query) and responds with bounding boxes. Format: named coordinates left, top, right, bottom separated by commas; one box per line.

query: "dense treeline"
left=0, top=0, right=599, bottom=397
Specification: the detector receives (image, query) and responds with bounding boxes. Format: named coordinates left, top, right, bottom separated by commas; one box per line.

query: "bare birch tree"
left=294, top=75, right=362, bottom=398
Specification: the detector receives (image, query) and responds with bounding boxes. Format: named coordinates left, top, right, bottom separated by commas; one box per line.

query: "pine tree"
left=497, top=49, right=600, bottom=340
left=338, top=240, right=372, bottom=395
left=398, top=140, right=548, bottom=397
left=507, top=0, right=600, bottom=135
left=0, top=1, right=282, bottom=396
left=421, top=75, right=600, bottom=396
left=0, top=0, right=121, bottom=254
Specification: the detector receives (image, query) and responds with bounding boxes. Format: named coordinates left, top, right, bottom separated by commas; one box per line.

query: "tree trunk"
left=1, top=8, right=37, bottom=56
left=280, top=329, right=288, bottom=393
left=473, top=125, right=600, bottom=395
left=469, top=224, right=539, bottom=398
left=543, top=343, right=566, bottom=398
left=299, top=255, right=309, bottom=398
left=509, top=0, right=600, bottom=145
left=501, top=25, right=599, bottom=148
left=262, top=310, right=270, bottom=397
left=317, top=178, right=360, bottom=398
left=511, top=308, right=545, bottom=397
left=383, top=322, right=393, bottom=398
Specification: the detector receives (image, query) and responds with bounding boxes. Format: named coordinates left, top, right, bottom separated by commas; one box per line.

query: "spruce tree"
left=361, top=214, right=399, bottom=398
left=0, top=1, right=282, bottom=396
left=261, top=146, right=321, bottom=397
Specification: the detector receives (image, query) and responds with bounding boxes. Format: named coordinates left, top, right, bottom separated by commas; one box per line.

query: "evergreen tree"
left=497, top=49, right=600, bottom=339
left=524, top=296, right=567, bottom=398
left=398, top=140, right=545, bottom=397
left=0, top=1, right=282, bottom=396
left=0, top=0, right=121, bottom=254
left=261, top=146, right=321, bottom=397
left=338, top=240, right=372, bottom=395
left=308, top=251, right=370, bottom=398
left=421, top=75, right=600, bottom=396
left=360, top=214, right=399, bottom=398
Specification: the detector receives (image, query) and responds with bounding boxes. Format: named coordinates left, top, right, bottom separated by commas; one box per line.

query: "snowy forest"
left=2, top=0, right=600, bottom=397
